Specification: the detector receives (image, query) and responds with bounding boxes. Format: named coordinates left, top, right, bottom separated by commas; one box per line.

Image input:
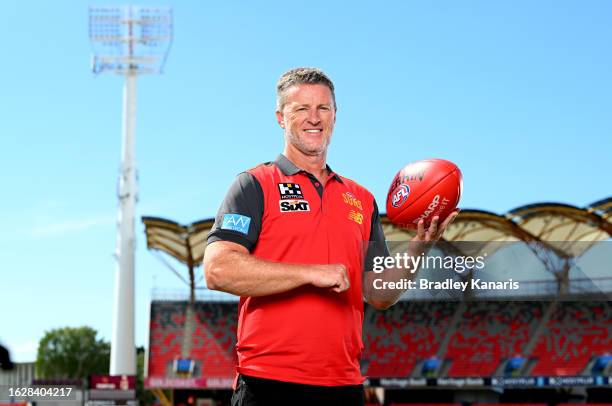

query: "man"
left=204, top=67, right=457, bottom=405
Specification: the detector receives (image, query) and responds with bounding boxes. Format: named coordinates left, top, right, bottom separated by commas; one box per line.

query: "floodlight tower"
left=89, top=5, right=172, bottom=375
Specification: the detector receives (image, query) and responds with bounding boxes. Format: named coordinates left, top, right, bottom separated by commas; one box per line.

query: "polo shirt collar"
left=274, top=154, right=344, bottom=183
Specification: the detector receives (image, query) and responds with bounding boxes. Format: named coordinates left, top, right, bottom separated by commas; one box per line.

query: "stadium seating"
left=148, top=300, right=611, bottom=380
left=149, top=301, right=184, bottom=377
left=445, top=302, right=545, bottom=377
left=191, top=302, right=238, bottom=377
left=362, top=301, right=456, bottom=376
left=148, top=301, right=238, bottom=378
left=530, top=302, right=612, bottom=376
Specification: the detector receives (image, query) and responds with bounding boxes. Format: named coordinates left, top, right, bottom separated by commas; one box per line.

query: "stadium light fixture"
left=89, top=5, right=172, bottom=376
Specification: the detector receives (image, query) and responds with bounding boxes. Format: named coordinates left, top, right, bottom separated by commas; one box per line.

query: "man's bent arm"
left=204, top=240, right=349, bottom=297
left=363, top=254, right=421, bottom=310
left=363, top=212, right=459, bottom=310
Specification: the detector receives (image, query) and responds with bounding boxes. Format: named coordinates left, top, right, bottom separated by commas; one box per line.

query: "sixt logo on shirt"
left=278, top=183, right=304, bottom=200
left=279, top=199, right=310, bottom=212
left=221, top=213, right=251, bottom=235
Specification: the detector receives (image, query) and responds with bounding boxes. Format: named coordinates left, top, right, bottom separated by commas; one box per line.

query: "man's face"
left=276, top=84, right=336, bottom=157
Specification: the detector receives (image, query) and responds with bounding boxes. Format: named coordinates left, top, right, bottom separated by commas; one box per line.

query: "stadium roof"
left=587, top=196, right=612, bottom=221
left=142, top=196, right=611, bottom=268
left=142, top=216, right=214, bottom=267
left=506, top=201, right=612, bottom=257
left=436, top=209, right=540, bottom=258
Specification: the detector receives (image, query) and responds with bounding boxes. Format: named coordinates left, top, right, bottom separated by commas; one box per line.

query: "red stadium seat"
left=148, top=299, right=611, bottom=382
left=445, top=302, right=544, bottom=377
left=148, top=301, right=238, bottom=379
left=362, top=301, right=456, bottom=377
left=531, top=302, right=611, bottom=376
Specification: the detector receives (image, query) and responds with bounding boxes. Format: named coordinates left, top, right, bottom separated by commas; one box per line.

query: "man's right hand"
left=206, top=241, right=351, bottom=297
left=308, top=264, right=350, bottom=293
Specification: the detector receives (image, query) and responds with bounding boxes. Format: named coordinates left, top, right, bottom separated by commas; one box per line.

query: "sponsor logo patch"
left=391, top=184, right=410, bottom=208
left=348, top=210, right=363, bottom=225
left=279, top=199, right=310, bottom=212
left=278, top=183, right=304, bottom=200
left=221, top=213, right=251, bottom=235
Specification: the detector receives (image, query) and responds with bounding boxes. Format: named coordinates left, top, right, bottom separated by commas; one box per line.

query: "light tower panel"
left=89, top=5, right=172, bottom=376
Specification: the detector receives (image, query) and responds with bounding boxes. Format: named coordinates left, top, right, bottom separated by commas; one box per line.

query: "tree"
left=36, top=326, right=110, bottom=381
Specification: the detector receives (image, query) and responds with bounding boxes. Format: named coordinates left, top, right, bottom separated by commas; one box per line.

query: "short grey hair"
left=276, top=67, right=336, bottom=112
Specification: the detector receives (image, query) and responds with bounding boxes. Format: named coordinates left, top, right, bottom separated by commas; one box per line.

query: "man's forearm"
left=363, top=266, right=419, bottom=309
left=205, top=249, right=316, bottom=297
left=363, top=241, right=431, bottom=309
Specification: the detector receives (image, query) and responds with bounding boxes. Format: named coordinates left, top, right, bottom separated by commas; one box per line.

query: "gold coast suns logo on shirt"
left=278, top=183, right=310, bottom=212
left=343, top=192, right=363, bottom=224
left=342, top=192, right=362, bottom=210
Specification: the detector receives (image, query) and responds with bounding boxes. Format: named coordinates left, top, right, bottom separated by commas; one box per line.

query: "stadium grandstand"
left=141, top=196, right=611, bottom=406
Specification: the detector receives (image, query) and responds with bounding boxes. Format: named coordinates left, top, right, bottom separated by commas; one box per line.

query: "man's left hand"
left=414, top=210, right=460, bottom=242
left=408, top=210, right=460, bottom=257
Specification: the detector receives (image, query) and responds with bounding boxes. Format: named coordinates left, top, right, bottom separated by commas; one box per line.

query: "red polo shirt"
left=208, top=154, right=388, bottom=386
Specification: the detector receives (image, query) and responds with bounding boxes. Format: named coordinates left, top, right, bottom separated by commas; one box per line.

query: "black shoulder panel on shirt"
left=207, top=172, right=264, bottom=252
left=364, top=199, right=390, bottom=272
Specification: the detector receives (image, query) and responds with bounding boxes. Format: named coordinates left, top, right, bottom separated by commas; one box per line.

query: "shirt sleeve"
left=364, top=198, right=390, bottom=272
left=207, top=172, right=264, bottom=251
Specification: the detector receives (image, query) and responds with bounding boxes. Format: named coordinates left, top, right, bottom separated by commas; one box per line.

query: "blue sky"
left=1, top=0, right=611, bottom=362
